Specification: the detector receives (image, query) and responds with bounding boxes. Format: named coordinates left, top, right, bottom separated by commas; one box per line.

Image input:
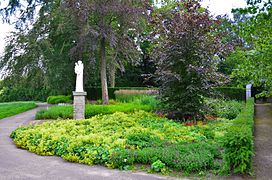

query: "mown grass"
left=35, top=103, right=154, bottom=120
left=0, top=102, right=37, bottom=119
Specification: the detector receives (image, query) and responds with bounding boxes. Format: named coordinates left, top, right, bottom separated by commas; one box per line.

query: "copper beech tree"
left=152, top=0, right=232, bottom=120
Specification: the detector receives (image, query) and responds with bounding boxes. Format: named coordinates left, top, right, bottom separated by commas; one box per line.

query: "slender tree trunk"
left=109, top=55, right=117, bottom=88
left=100, top=37, right=109, bottom=104
left=109, top=64, right=116, bottom=88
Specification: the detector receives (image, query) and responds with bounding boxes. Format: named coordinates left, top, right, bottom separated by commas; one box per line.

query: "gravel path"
left=0, top=104, right=178, bottom=180
left=253, top=103, right=272, bottom=180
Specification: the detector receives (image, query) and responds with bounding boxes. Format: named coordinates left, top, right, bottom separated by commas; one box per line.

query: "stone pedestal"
left=73, top=91, right=87, bottom=120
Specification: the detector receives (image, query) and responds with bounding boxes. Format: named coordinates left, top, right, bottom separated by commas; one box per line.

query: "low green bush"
left=0, top=102, right=37, bottom=119
left=205, top=98, right=244, bottom=120
left=151, top=160, right=166, bottom=172
left=134, top=142, right=218, bottom=173
left=35, top=103, right=154, bottom=120
left=222, top=97, right=254, bottom=175
left=47, top=95, right=72, bottom=104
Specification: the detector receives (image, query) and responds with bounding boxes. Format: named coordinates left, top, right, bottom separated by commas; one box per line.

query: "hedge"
left=86, top=87, right=158, bottom=100
left=47, top=95, right=72, bottom=104
left=222, top=97, right=254, bottom=174
left=213, top=87, right=246, bottom=101
left=0, top=87, right=51, bottom=102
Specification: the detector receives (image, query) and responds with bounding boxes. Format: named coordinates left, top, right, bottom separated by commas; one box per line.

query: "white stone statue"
left=74, top=61, right=84, bottom=92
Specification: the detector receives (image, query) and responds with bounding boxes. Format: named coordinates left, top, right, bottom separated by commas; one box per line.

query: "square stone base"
left=73, top=91, right=87, bottom=120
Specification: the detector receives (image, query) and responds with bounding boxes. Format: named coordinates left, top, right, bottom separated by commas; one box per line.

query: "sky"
left=0, top=0, right=247, bottom=56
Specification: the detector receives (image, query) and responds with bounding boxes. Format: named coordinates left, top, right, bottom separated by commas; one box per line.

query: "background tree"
left=152, top=0, right=230, bottom=120
left=0, top=0, right=152, bottom=103
left=65, top=0, right=149, bottom=104
left=229, top=0, right=272, bottom=97
left=0, top=0, right=78, bottom=100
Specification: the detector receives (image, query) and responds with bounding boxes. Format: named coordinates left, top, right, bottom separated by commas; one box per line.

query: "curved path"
left=0, top=104, right=177, bottom=180
left=253, top=103, right=272, bottom=179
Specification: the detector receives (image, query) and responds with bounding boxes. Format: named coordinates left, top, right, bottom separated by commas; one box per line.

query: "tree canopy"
left=228, top=0, right=272, bottom=96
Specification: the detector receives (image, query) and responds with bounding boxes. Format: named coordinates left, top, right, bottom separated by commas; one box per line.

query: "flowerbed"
left=11, top=111, right=231, bottom=173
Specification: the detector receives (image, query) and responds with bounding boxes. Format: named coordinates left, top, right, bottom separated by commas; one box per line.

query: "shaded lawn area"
left=0, top=102, right=37, bottom=119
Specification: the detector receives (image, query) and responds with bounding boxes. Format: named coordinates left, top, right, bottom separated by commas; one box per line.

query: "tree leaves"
left=152, top=0, right=231, bottom=120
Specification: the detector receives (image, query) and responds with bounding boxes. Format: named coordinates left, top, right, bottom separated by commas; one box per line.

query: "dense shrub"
left=222, top=98, right=254, bottom=174
left=153, top=1, right=228, bottom=120
left=11, top=111, right=224, bottom=172
left=213, top=87, right=245, bottom=101
left=35, top=103, right=154, bottom=120
left=0, top=87, right=51, bottom=102
left=205, top=98, right=244, bottom=120
left=47, top=95, right=72, bottom=104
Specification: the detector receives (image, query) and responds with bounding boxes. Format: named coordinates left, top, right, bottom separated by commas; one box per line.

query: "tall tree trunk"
left=109, top=56, right=117, bottom=88
left=100, top=37, right=109, bottom=104
left=109, top=65, right=116, bottom=88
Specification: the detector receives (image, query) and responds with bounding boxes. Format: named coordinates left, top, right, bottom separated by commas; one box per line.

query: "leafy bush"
left=11, top=111, right=224, bottom=173
left=35, top=103, right=155, bottom=120
left=110, top=148, right=135, bottom=169
left=151, top=160, right=166, bottom=172
left=205, top=98, right=244, bottom=120
left=47, top=95, right=72, bottom=104
left=0, top=102, right=37, bottom=119
left=222, top=98, right=254, bottom=174
left=213, top=87, right=246, bottom=101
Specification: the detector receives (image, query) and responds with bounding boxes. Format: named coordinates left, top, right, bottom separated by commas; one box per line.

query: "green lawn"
left=0, top=102, right=37, bottom=119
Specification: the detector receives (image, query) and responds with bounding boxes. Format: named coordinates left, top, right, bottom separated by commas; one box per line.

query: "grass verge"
left=0, top=102, right=37, bottom=119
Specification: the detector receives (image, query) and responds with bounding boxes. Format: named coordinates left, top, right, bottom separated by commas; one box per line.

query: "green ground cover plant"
left=0, top=102, right=37, bottom=119
left=11, top=111, right=230, bottom=173
left=47, top=95, right=72, bottom=104
left=35, top=102, right=154, bottom=120
left=205, top=98, right=244, bottom=120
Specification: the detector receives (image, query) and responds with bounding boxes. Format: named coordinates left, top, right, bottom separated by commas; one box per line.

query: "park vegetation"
left=11, top=98, right=254, bottom=176
left=0, top=102, right=37, bottom=119
left=0, top=0, right=266, bottom=177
